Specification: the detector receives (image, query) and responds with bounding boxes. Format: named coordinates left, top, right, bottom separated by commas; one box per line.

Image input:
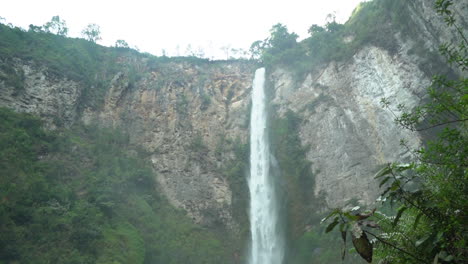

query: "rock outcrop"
left=0, top=59, right=82, bottom=128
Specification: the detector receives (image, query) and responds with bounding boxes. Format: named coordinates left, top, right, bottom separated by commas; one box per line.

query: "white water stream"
left=248, top=67, right=284, bottom=264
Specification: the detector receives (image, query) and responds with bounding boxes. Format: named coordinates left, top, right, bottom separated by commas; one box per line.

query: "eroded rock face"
left=0, top=0, right=465, bottom=233
left=0, top=58, right=255, bottom=233
left=83, top=62, right=255, bottom=230
left=0, top=59, right=82, bottom=129
left=268, top=0, right=467, bottom=208
left=408, top=0, right=468, bottom=55
left=271, top=46, right=428, bottom=207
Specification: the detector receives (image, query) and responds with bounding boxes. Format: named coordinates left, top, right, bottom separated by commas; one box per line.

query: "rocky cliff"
left=0, top=58, right=255, bottom=235
left=271, top=46, right=427, bottom=207
left=269, top=0, right=467, bottom=209
left=83, top=61, right=255, bottom=231
left=0, top=0, right=466, bottom=238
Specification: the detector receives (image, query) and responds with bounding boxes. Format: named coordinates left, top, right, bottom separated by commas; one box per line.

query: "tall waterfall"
left=248, top=68, right=284, bottom=264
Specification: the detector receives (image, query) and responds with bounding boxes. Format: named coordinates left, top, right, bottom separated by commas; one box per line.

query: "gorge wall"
left=0, top=58, right=256, bottom=235
left=0, top=0, right=466, bottom=240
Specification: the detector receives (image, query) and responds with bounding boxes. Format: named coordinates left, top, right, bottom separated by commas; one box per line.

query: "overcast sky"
left=2, top=0, right=365, bottom=59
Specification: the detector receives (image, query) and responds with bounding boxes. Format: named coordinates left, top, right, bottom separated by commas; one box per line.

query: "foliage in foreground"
left=0, top=108, right=230, bottom=264
left=323, top=0, right=467, bottom=263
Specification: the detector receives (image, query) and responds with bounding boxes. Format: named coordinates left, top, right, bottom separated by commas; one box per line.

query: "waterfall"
left=248, top=67, right=284, bottom=264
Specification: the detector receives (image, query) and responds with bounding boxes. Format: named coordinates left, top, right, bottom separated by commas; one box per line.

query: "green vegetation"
left=0, top=107, right=232, bottom=264
left=0, top=22, right=127, bottom=109
left=189, top=133, right=208, bottom=153
left=43, top=16, right=69, bottom=36
left=290, top=227, right=366, bottom=264
left=323, top=1, right=467, bottom=263
left=115, top=39, right=130, bottom=49
left=267, top=108, right=368, bottom=264
left=81, top=23, right=102, bottom=43
left=0, top=61, right=24, bottom=92
left=268, top=109, right=332, bottom=263
left=0, top=21, right=226, bottom=111
left=200, top=92, right=212, bottom=110
left=220, top=136, right=250, bottom=260
left=251, top=0, right=453, bottom=80
left=269, top=109, right=316, bottom=233
left=176, top=93, right=189, bottom=116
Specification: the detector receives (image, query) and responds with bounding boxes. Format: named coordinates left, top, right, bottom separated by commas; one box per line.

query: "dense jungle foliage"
left=0, top=108, right=232, bottom=264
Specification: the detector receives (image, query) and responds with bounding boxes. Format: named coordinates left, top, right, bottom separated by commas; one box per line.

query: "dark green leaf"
left=351, top=232, right=373, bottom=263
left=394, top=163, right=413, bottom=172
left=321, top=208, right=340, bottom=223
left=381, top=186, right=392, bottom=196
left=341, top=231, right=347, bottom=260
left=413, top=212, right=424, bottom=229
left=415, top=234, right=430, bottom=247
left=343, top=212, right=359, bottom=221
left=339, top=222, right=349, bottom=232
left=393, top=206, right=407, bottom=227
left=375, top=165, right=392, bottom=178
left=325, top=217, right=339, bottom=233
left=390, top=180, right=401, bottom=191
left=379, top=176, right=391, bottom=187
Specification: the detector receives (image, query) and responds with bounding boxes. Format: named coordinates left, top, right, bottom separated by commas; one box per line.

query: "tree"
left=249, top=23, right=300, bottom=65
left=115, top=39, right=129, bottom=48
left=28, top=24, right=43, bottom=33
left=43, top=16, right=68, bottom=36
left=267, top=23, right=299, bottom=54
left=81, top=23, right=101, bottom=43
left=249, top=40, right=264, bottom=60
left=324, top=0, right=467, bottom=263
left=308, top=24, right=325, bottom=35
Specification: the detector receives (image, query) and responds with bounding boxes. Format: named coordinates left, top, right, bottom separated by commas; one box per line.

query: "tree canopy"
left=81, top=23, right=102, bottom=43
left=43, top=15, right=68, bottom=36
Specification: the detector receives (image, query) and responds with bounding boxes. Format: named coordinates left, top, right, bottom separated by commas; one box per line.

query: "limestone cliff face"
left=408, top=0, right=467, bottom=59
left=0, top=0, right=466, bottom=234
left=269, top=0, right=467, bottom=209
left=271, top=46, right=428, bottom=207
left=0, top=58, right=255, bottom=232
left=82, top=61, right=255, bottom=230
left=0, top=58, right=82, bottom=128
left=0, top=47, right=429, bottom=225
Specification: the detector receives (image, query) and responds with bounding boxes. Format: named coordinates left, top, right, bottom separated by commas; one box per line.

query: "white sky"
left=2, top=0, right=365, bottom=59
